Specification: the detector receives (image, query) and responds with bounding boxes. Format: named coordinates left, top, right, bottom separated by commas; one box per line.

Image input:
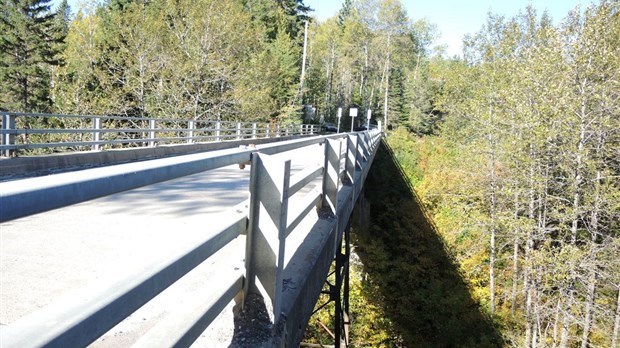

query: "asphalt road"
left=0, top=143, right=325, bottom=347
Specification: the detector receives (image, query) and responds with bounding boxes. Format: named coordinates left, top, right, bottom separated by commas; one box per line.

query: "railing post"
left=2, top=113, right=16, bottom=157
left=187, top=120, right=195, bottom=144
left=148, top=119, right=156, bottom=147
left=93, top=117, right=101, bottom=151
left=237, top=122, right=242, bottom=140
left=276, top=124, right=281, bottom=137
left=345, top=134, right=358, bottom=185
left=378, top=120, right=382, bottom=133
left=363, top=132, right=370, bottom=161
left=266, top=123, right=270, bottom=138
left=285, top=125, right=289, bottom=137
left=244, top=153, right=291, bottom=323
left=252, top=123, right=257, bottom=139
left=216, top=121, right=221, bottom=142
left=321, top=138, right=342, bottom=214
left=355, top=133, right=365, bottom=170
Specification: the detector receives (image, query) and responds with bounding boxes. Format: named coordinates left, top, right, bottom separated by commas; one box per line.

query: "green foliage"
left=243, top=0, right=309, bottom=42
left=0, top=0, right=66, bottom=112
left=304, top=0, right=439, bottom=129
left=398, top=2, right=620, bottom=347
left=46, top=0, right=312, bottom=121
left=351, top=138, right=503, bottom=347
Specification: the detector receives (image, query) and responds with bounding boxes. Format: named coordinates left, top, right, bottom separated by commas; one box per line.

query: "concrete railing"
left=0, top=129, right=382, bottom=347
left=0, top=112, right=318, bottom=157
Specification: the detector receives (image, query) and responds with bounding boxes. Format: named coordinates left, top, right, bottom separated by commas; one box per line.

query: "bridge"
left=0, top=113, right=383, bottom=347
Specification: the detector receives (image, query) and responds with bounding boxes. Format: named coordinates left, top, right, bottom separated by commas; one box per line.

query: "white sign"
left=367, top=109, right=372, bottom=119
left=337, top=107, right=342, bottom=118
left=350, top=108, right=358, bottom=117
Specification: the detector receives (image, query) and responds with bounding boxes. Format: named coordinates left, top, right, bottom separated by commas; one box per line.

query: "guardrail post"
left=321, top=138, right=342, bottom=214
left=362, top=132, right=370, bottom=161
left=345, top=134, right=358, bottom=184
left=187, top=120, right=195, bottom=144
left=276, top=124, right=281, bottom=137
left=285, top=125, right=289, bottom=137
left=93, top=117, right=101, bottom=151
left=355, top=133, right=366, bottom=170
left=252, top=123, right=257, bottom=139
left=236, top=122, right=242, bottom=140
left=2, top=113, right=16, bottom=157
left=378, top=120, right=382, bottom=133
left=244, top=153, right=291, bottom=323
left=216, top=121, right=221, bottom=142
left=148, top=119, right=156, bottom=147
left=266, top=123, right=270, bottom=138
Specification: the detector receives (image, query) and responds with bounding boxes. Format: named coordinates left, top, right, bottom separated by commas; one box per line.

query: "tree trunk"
left=327, top=46, right=335, bottom=116
left=553, top=298, right=561, bottom=347
left=525, top=281, right=533, bottom=347
left=532, top=285, right=539, bottom=347
left=488, top=129, right=497, bottom=317
left=511, top=230, right=519, bottom=315
left=571, top=85, right=587, bottom=244
left=560, top=310, right=570, bottom=348
left=383, top=34, right=391, bottom=128
left=580, top=270, right=596, bottom=348
left=299, top=20, right=308, bottom=103
left=324, top=46, right=334, bottom=115
left=359, top=42, right=368, bottom=102
left=524, top=148, right=536, bottom=346
left=581, top=169, right=601, bottom=348
left=301, top=20, right=308, bottom=80
left=612, top=288, right=620, bottom=348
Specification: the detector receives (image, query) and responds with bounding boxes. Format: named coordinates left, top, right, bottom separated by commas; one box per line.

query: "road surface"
left=0, top=143, right=325, bottom=347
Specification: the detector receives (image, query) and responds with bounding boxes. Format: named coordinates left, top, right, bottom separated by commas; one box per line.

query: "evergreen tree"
left=388, top=66, right=405, bottom=125
left=337, top=0, right=352, bottom=27
left=54, top=0, right=70, bottom=45
left=0, top=0, right=66, bottom=112
left=243, top=0, right=310, bottom=42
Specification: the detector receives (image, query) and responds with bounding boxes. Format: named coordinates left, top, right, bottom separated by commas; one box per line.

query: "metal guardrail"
left=0, top=112, right=318, bottom=157
left=0, top=129, right=383, bottom=347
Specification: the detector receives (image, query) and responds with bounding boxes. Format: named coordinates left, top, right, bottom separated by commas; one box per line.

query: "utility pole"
left=299, top=20, right=309, bottom=104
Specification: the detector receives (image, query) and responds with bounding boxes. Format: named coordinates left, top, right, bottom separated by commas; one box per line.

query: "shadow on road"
left=351, top=140, right=503, bottom=347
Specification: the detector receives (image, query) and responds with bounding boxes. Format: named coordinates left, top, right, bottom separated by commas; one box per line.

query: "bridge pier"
left=334, top=221, right=351, bottom=347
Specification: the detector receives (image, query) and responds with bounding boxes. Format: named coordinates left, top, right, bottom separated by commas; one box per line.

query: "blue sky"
left=53, top=0, right=593, bottom=57
left=304, top=0, right=594, bottom=56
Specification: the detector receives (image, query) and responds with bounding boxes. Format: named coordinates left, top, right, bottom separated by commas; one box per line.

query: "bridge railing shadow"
left=351, top=139, right=504, bottom=347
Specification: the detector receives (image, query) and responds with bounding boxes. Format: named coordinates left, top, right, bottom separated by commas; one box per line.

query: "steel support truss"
left=310, top=221, right=351, bottom=348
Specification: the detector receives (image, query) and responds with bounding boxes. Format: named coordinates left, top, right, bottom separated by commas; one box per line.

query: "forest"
left=1, top=0, right=619, bottom=347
